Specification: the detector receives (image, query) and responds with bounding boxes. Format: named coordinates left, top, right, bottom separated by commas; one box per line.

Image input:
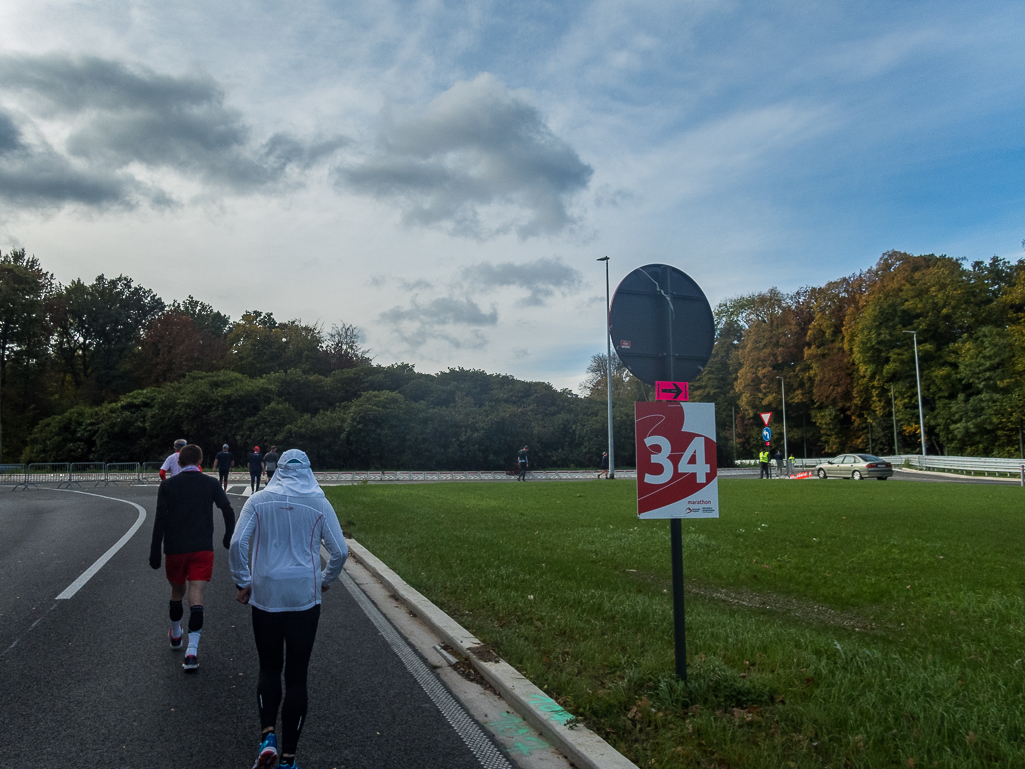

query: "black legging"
left=250, top=470, right=261, bottom=491
left=252, top=605, right=321, bottom=757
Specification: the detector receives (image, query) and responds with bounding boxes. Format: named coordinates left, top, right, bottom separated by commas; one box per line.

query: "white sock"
left=186, top=630, right=200, bottom=656
left=171, top=620, right=182, bottom=638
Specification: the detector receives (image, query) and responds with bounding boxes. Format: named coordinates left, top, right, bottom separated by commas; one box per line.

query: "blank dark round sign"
left=608, top=264, right=715, bottom=386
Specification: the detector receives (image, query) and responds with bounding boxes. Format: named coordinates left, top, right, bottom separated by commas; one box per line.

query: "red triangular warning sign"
left=760, top=412, right=772, bottom=426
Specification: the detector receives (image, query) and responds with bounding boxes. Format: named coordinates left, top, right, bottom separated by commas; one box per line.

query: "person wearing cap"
left=229, top=449, right=347, bottom=769
left=214, top=444, right=235, bottom=491
left=159, top=439, right=188, bottom=481
left=247, top=446, right=264, bottom=493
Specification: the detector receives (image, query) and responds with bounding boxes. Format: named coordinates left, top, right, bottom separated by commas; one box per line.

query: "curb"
left=346, top=538, right=639, bottom=769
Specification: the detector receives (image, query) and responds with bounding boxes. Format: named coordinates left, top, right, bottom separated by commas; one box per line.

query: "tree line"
left=4, top=247, right=1019, bottom=468
left=686, top=250, right=1025, bottom=461
left=0, top=249, right=631, bottom=468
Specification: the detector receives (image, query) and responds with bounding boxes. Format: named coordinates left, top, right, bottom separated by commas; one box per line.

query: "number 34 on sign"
left=634, top=401, right=719, bottom=519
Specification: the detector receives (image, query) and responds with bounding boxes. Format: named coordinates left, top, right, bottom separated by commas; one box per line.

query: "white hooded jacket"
left=229, top=449, right=347, bottom=612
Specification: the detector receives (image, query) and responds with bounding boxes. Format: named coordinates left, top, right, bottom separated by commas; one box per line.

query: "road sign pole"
left=662, top=267, right=687, bottom=680
left=670, top=518, right=687, bottom=680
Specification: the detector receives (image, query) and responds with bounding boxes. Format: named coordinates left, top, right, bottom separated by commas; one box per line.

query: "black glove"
left=223, top=533, right=232, bottom=549
left=149, top=554, right=161, bottom=570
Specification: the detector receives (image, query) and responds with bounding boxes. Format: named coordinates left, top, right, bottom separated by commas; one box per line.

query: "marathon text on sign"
left=655, top=380, right=689, bottom=401
left=635, top=401, right=719, bottom=519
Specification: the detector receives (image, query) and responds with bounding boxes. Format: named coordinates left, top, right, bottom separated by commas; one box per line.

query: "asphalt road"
left=1, top=486, right=507, bottom=769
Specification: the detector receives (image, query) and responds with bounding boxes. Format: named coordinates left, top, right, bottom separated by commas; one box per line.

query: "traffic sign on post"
left=655, top=381, right=689, bottom=401
left=760, top=412, right=773, bottom=427
left=762, top=427, right=772, bottom=443
left=636, top=402, right=719, bottom=519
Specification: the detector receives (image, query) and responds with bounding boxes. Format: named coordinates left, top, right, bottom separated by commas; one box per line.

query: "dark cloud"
left=0, top=107, right=156, bottom=210
left=379, top=295, right=497, bottom=352
left=337, top=74, right=593, bottom=239
left=0, top=54, right=348, bottom=211
left=380, top=296, right=498, bottom=327
left=0, top=112, right=23, bottom=154
left=461, top=257, right=582, bottom=306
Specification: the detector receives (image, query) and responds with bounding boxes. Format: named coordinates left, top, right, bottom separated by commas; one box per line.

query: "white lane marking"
left=51, top=489, right=147, bottom=600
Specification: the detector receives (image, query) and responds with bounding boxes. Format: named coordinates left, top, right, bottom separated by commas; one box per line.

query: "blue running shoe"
left=252, top=732, right=277, bottom=769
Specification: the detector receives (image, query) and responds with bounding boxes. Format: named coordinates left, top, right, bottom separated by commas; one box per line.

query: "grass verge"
left=325, top=479, right=1025, bottom=768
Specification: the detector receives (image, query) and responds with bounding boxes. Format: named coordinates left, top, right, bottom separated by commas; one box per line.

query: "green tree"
left=50, top=274, right=164, bottom=402
left=0, top=249, right=54, bottom=460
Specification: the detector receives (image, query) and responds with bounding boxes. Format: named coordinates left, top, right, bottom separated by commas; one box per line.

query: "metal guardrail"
left=69, top=462, right=104, bottom=488
left=7, top=455, right=1020, bottom=489
left=103, top=462, right=141, bottom=486
left=25, top=463, right=73, bottom=489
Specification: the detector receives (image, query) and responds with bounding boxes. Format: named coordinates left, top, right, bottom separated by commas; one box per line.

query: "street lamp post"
left=777, top=376, right=788, bottom=472
left=598, top=256, right=615, bottom=479
left=903, top=330, right=927, bottom=456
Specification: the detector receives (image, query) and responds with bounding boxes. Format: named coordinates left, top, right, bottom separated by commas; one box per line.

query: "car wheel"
left=852, top=470, right=863, bottom=481
left=817, top=468, right=826, bottom=479
left=878, top=477, right=888, bottom=481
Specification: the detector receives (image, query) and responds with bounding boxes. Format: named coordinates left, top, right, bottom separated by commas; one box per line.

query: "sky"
left=1, top=1, right=1023, bottom=392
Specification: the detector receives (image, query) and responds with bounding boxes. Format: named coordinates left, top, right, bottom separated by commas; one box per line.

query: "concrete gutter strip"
left=346, top=538, right=640, bottom=769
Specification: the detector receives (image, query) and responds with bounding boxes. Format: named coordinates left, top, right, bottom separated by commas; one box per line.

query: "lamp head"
left=596, top=256, right=609, bottom=262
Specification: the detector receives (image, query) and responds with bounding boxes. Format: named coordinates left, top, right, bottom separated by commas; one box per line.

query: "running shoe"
left=182, top=654, right=199, bottom=671
left=168, top=628, right=183, bottom=650
left=251, top=733, right=278, bottom=769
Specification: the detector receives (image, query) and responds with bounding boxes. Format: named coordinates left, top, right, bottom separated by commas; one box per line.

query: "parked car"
left=815, top=454, right=893, bottom=480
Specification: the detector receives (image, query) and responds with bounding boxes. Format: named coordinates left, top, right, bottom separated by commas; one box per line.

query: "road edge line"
left=345, top=537, right=640, bottom=769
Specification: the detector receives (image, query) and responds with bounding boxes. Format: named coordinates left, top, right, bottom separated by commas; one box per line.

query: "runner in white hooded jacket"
left=229, top=449, right=347, bottom=769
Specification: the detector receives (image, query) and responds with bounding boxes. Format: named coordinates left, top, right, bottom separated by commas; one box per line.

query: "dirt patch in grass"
left=688, top=582, right=887, bottom=634
left=623, top=569, right=886, bottom=633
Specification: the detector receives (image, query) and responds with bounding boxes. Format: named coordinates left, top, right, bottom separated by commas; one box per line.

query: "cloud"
left=0, top=107, right=157, bottom=210
left=0, top=54, right=348, bottom=211
left=380, top=296, right=497, bottom=327
left=337, top=73, right=593, bottom=239
left=378, top=294, right=498, bottom=352
left=461, top=256, right=582, bottom=306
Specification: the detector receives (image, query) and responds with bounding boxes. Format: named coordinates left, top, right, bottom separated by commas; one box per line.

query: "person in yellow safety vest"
left=787, top=454, right=795, bottom=476
left=759, top=449, right=770, bottom=479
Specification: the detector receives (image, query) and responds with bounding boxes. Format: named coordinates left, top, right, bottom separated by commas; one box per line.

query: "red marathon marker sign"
left=655, top=380, right=689, bottom=401
left=635, top=401, right=719, bottom=519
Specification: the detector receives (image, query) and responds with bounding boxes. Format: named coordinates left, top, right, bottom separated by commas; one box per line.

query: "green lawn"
left=325, top=479, right=1025, bottom=768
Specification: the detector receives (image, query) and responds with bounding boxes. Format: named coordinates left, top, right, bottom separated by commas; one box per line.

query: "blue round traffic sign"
left=761, top=427, right=772, bottom=442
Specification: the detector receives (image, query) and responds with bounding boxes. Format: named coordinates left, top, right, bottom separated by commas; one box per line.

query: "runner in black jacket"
left=150, top=444, right=235, bottom=671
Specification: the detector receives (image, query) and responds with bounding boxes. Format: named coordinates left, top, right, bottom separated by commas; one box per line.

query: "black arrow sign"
left=656, top=380, right=689, bottom=401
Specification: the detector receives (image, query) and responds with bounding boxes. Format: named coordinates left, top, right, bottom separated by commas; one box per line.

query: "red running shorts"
left=164, top=551, right=214, bottom=584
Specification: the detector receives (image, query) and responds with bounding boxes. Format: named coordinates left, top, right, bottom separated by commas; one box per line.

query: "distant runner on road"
left=229, top=448, right=347, bottom=769
left=214, top=444, right=234, bottom=491
left=263, top=446, right=279, bottom=483
left=159, top=438, right=188, bottom=481
left=248, top=446, right=264, bottom=493
left=150, top=444, right=236, bottom=671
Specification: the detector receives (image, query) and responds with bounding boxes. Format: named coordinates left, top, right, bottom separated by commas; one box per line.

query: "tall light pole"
left=776, top=376, right=788, bottom=465
left=891, top=383, right=899, bottom=455
left=598, top=256, right=615, bottom=479
left=903, top=330, right=927, bottom=456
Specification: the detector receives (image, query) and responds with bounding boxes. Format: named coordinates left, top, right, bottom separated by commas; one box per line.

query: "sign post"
left=636, top=401, right=718, bottom=680
left=611, top=264, right=716, bottom=682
